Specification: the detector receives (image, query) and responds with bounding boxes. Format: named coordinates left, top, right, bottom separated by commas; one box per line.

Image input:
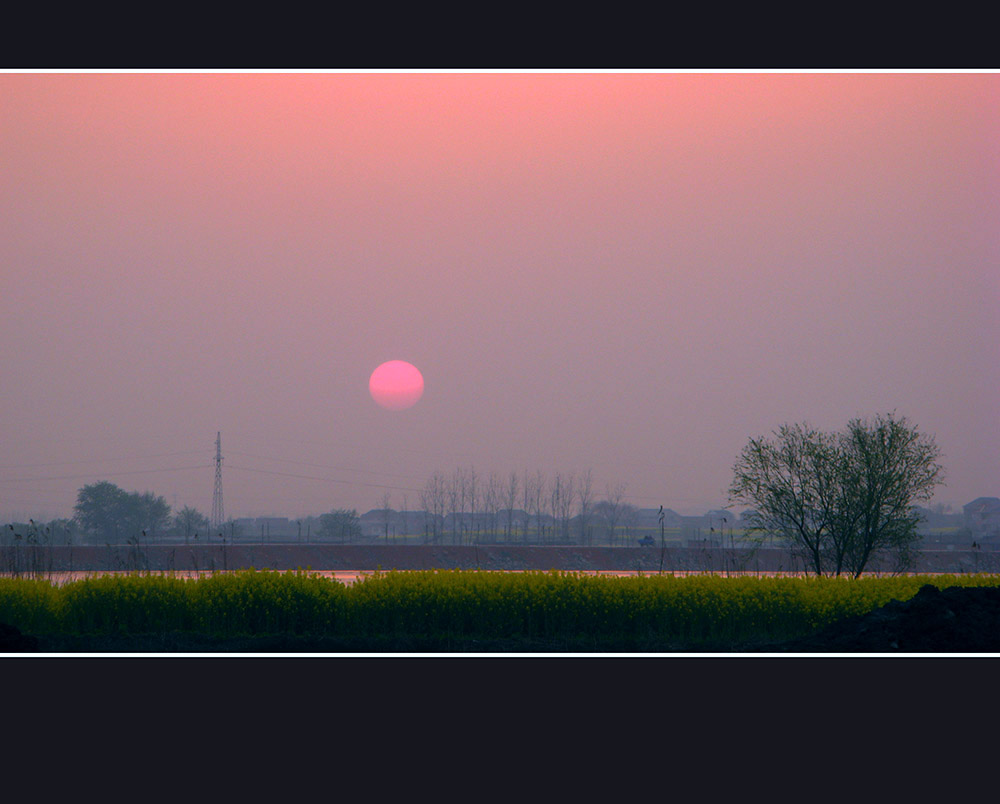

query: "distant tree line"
left=73, top=481, right=172, bottom=543
left=1, top=412, right=945, bottom=566
left=0, top=482, right=367, bottom=548
left=0, top=482, right=209, bottom=546
left=316, top=508, right=362, bottom=543
left=0, top=472, right=657, bottom=549
left=415, top=467, right=644, bottom=546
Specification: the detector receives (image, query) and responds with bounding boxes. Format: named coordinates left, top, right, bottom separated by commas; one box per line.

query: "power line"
left=0, top=450, right=211, bottom=470
left=0, top=464, right=214, bottom=483
left=227, top=432, right=484, bottom=464
left=225, top=449, right=426, bottom=482
left=226, top=463, right=422, bottom=494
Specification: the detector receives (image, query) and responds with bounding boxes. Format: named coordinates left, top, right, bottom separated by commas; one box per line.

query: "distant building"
left=360, top=509, right=396, bottom=538
left=360, top=509, right=435, bottom=538
left=631, top=508, right=684, bottom=529
left=964, top=497, right=1000, bottom=539
left=232, top=517, right=298, bottom=539
left=911, top=506, right=964, bottom=535
left=701, top=510, right=737, bottom=534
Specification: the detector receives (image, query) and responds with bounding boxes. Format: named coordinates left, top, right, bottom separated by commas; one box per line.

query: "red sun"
left=369, top=360, right=424, bottom=411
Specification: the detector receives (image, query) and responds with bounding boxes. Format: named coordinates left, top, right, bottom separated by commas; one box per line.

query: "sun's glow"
left=369, top=360, right=424, bottom=411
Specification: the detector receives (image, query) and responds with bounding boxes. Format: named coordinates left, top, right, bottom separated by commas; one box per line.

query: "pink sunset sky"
left=1, top=71, right=997, bottom=521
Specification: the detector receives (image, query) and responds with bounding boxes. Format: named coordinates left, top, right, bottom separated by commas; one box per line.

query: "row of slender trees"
left=415, top=467, right=641, bottom=546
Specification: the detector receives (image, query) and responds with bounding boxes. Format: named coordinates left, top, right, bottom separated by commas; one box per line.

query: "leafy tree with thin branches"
left=729, top=414, right=943, bottom=576
left=834, top=414, right=944, bottom=577
left=73, top=481, right=172, bottom=544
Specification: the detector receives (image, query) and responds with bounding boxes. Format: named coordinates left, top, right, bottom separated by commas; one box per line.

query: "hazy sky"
left=1, top=71, right=997, bottom=521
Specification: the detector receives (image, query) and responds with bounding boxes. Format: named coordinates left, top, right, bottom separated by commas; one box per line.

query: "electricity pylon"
left=211, top=431, right=224, bottom=530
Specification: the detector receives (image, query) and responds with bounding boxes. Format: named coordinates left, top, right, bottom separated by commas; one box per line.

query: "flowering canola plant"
left=1, top=570, right=998, bottom=646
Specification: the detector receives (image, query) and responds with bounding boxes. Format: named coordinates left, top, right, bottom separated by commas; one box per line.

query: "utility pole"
left=211, top=431, right=224, bottom=530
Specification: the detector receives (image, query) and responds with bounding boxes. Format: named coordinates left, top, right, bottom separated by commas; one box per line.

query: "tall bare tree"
left=523, top=470, right=543, bottom=544
left=420, top=470, right=447, bottom=544
left=466, top=466, right=479, bottom=544
left=551, top=472, right=575, bottom=543
left=504, top=471, right=520, bottom=543
left=599, top=483, right=627, bottom=546
left=484, top=471, right=501, bottom=543
left=621, top=502, right=639, bottom=543
left=530, top=470, right=547, bottom=543
left=729, top=423, right=838, bottom=575
left=835, top=413, right=944, bottom=577
left=173, top=505, right=209, bottom=546
left=549, top=473, right=563, bottom=545
left=576, top=469, right=594, bottom=545
left=447, top=468, right=464, bottom=545
left=379, top=490, right=393, bottom=544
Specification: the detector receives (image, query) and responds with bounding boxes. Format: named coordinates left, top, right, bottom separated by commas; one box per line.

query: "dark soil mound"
left=0, top=622, right=40, bottom=652
left=774, top=584, right=1000, bottom=653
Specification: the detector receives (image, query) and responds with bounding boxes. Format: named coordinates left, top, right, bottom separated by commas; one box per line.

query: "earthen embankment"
left=7, top=543, right=998, bottom=575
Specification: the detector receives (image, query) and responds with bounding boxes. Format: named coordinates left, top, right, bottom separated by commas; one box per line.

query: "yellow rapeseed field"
left=1, top=569, right=999, bottom=647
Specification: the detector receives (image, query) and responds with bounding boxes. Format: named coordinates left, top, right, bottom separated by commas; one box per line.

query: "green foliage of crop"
left=48, top=570, right=349, bottom=637
left=0, top=577, right=62, bottom=634
left=2, top=570, right=999, bottom=647
left=185, top=570, right=347, bottom=636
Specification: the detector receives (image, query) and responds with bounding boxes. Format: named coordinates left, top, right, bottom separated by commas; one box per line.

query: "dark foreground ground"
left=769, top=584, right=1000, bottom=653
